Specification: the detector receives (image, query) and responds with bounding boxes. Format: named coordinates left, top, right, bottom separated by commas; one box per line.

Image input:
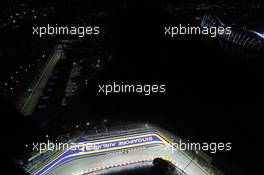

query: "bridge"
left=201, top=14, right=264, bottom=51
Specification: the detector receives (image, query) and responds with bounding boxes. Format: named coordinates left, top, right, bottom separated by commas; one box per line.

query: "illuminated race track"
left=25, top=127, right=222, bottom=175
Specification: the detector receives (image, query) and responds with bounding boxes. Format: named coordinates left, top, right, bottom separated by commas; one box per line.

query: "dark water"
left=57, top=6, right=263, bottom=175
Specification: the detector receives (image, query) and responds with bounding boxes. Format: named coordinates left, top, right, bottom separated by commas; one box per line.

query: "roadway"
left=19, top=44, right=63, bottom=116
